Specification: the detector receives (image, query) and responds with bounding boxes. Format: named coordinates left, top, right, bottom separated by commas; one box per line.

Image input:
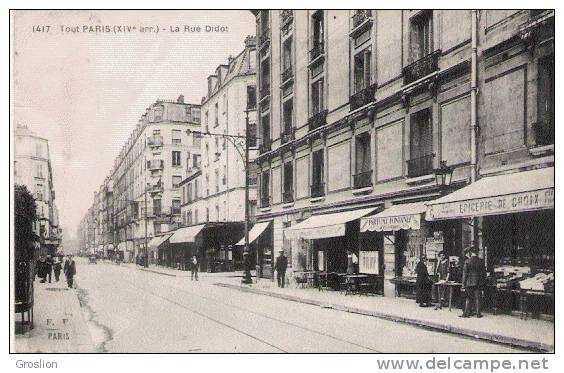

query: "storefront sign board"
left=426, top=188, right=554, bottom=220
left=360, top=213, right=421, bottom=232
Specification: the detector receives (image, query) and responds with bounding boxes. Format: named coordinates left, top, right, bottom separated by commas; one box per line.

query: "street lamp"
left=434, top=161, right=454, bottom=188
left=185, top=107, right=255, bottom=284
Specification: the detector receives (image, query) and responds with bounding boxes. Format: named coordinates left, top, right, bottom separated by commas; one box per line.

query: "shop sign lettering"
left=360, top=214, right=421, bottom=232
left=426, top=188, right=554, bottom=220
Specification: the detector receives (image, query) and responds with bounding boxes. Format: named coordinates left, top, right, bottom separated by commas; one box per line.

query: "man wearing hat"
left=274, top=249, right=288, bottom=288
left=460, top=245, right=486, bottom=318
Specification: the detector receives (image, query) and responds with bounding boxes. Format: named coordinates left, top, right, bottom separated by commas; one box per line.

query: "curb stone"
left=213, top=282, right=553, bottom=352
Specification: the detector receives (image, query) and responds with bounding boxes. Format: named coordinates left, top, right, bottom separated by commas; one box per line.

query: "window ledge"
left=259, top=207, right=272, bottom=213
left=310, top=196, right=325, bottom=203
left=352, top=186, right=373, bottom=195
left=282, top=202, right=295, bottom=209
left=529, top=144, right=554, bottom=156
left=405, top=174, right=435, bottom=185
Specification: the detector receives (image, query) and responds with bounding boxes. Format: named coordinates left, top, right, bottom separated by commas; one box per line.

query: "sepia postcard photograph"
left=7, top=4, right=558, bottom=370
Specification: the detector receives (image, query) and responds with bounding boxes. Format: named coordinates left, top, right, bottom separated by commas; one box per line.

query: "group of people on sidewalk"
left=36, top=254, right=76, bottom=288
left=415, top=245, right=485, bottom=318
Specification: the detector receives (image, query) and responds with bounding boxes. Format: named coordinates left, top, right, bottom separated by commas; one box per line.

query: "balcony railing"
left=350, top=83, right=377, bottom=111
left=283, top=189, right=294, bottom=203
left=147, top=160, right=164, bottom=170
left=261, top=196, right=271, bottom=208
left=353, top=170, right=373, bottom=189
left=352, top=10, right=372, bottom=29
left=406, top=153, right=435, bottom=178
left=259, top=140, right=271, bottom=153
left=280, top=127, right=294, bottom=144
left=259, top=28, right=270, bottom=46
left=281, top=66, right=293, bottom=84
left=310, top=181, right=325, bottom=198
left=280, top=10, right=293, bottom=26
left=307, top=109, right=328, bottom=132
left=148, top=183, right=163, bottom=193
left=402, top=50, right=441, bottom=85
left=259, top=85, right=271, bottom=100
left=309, top=42, right=325, bottom=62
left=147, top=135, right=163, bottom=147
left=532, top=121, right=554, bottom=147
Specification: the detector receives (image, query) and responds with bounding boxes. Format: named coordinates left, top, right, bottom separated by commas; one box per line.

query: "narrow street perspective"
left=12, top=9, right=554, bottom=355
left=73, top=260, right=530, bottom=353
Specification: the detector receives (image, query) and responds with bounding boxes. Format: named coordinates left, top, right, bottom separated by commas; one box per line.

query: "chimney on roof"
left=177, top=94, right=185, bottom=104
left=244, top=35, right=256, bottom=48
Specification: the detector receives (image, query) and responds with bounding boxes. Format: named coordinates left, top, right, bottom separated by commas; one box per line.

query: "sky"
left=12, top=10, right=256, bottom=241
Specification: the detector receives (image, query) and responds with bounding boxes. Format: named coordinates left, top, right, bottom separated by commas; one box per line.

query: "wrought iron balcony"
left=311, top=182, right=325, bottom=198
left=280, top=127, right=294, bottom=144
left=148, top=183, right=163, bottom=193
left=353, top=170, right=373, bottom=189
left=261, top=196, right=271, bottom=208
left=280, top=10, right=293, bottom=26
left=307, top=109, right=328, bottom=132
left=259, top=28, right=270, bottom=46
left=406, top=153, right=435, bottom=178
left=259, top=85, right=271, bottom=100
left=147, top=135, right=163, bottom=147
left=352, top=10, right=372, bottom=30
left=350, top=83, right=377, bottom=111
left=281, top=66, right=293, bottom=84
left=259, top=140, right=271, bottom=153
left=309, top=42, right=325, bottom=63
left=147, top=160, right=164, bottom=170
left=283, top=189, right=294, bottom=204
left=402, top=50, right=441, bottom=85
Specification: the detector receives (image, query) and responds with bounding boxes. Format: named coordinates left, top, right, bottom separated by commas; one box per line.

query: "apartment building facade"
left=252, top=9, right=554, bottom=300
left=79, top=96, right=202, bottom=261
left=14, top=124, right=62, bottom=255
left=198, top=36, right=259, bottom=225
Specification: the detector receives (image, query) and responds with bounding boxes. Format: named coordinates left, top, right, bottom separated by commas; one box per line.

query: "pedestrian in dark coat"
left=191, top=255, right=199, bottom=281
left=460, top=246, right=486, bottom=318
left=274, top=250, right=288, bottom=288
left=53, top=258, right=62, bottom=282
left=64, top=256, right=76, bottom=288
left=36, top=255, right=46, bottom=282
left=45, top=255, right=53, bottom=283
left=415, top=256, right=432, bottom=307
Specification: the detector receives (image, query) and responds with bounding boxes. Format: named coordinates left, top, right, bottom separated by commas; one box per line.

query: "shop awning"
left=360, top=202, right=427, bottom=232
left=284, top=207, right=378, bottom=240
left=148, top=234, right=172, bottom=249
left=169, top=224, right=206, bottom=244
left=426, top=167, right=554, bottom=220
left=235, top=221, right=271, bottom=246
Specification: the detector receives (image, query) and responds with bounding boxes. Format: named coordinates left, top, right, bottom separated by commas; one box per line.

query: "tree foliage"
left=14, top=184, right=37, bottom=261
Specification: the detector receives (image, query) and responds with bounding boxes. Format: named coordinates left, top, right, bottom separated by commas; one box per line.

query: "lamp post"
left=186, top=107, right=255, bottom=283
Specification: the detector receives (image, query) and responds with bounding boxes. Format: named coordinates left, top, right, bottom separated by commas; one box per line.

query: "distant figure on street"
left=45, top=255, right=53, bottom=283
left=64, top=256, right=76, bottom=288
left=274, top=249, right=288, bottom=288
left=460, top=246, right=486, bottom=318
left=191, top=255, right=199, bottom=281
left=434, top=251, right=450, bottom=310
left=346, top=250, right=358, bottom=274
left=53, top=257, right=62, bottom=282
left=36, top=255, right=47, bottom=283
left=415, top=255, right=432, bottom=307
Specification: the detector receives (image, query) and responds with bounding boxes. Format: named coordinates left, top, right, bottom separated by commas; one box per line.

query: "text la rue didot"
left=58, top=24, right=229, bottom=34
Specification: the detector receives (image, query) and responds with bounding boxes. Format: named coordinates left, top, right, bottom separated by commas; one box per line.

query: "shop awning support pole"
left=242, top=108, right=253, bottom=284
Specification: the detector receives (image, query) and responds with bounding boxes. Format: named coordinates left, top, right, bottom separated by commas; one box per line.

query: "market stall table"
left=344, top=274, right=369, bottom=295
left=433, top=281, right=462, bottom=311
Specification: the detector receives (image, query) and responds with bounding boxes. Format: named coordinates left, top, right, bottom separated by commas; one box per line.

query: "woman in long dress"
left=415, top=255, right=432, bottom=307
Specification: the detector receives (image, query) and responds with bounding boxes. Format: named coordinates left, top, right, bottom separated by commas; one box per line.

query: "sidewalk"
left=14, top=278, right=94, bottom=353
left=212, top=276, right=554, bottom=352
